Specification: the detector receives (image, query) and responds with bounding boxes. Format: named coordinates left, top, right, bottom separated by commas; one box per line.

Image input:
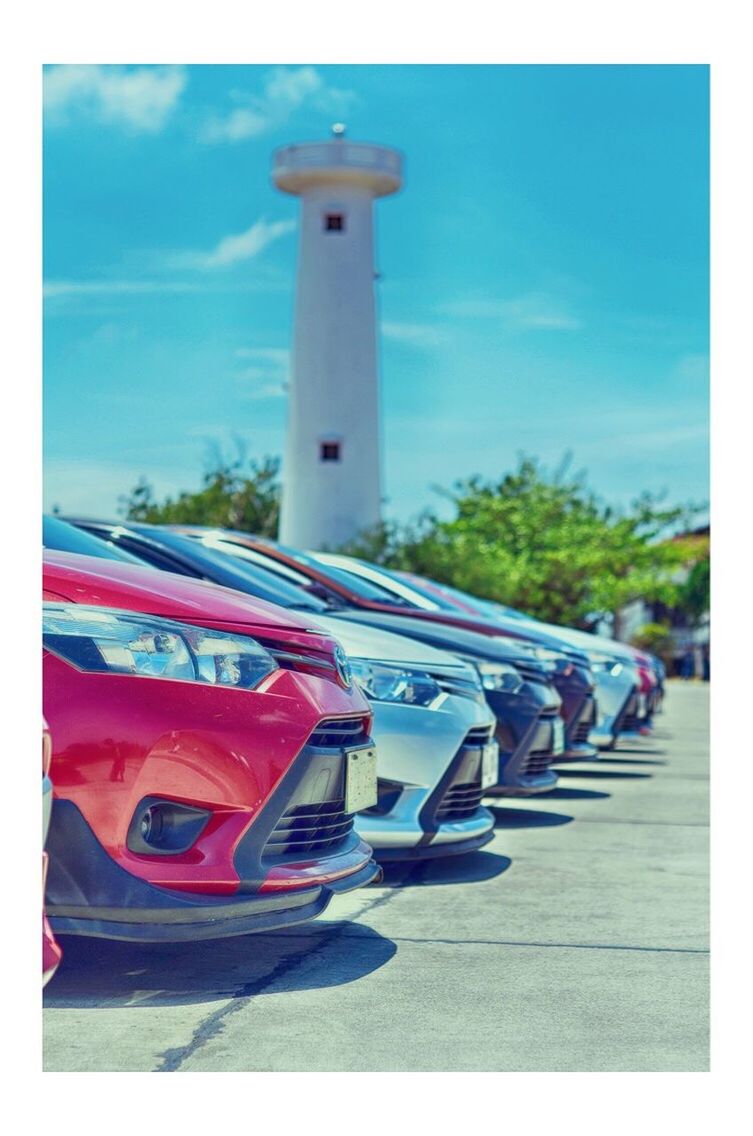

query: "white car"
left=496, top=619, right=643, bottom=748
left=372, top=569, right=643, bottom=753
left=310, top=614, right=499, bottom=859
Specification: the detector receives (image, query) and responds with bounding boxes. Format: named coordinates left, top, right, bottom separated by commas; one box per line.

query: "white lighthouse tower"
left=273, top=125, right=403, bottom=549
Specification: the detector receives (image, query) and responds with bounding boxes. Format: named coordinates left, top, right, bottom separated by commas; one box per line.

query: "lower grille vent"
left=309, top=717, right=368, bottom=748
left=433, top=726, right=492, bottom=821
left=266, top=799, right=354, bottom=857
left=436, top=782, right=485, bottom=820
left=618, top=695, right=640, bottom=733
left=519, top=715, right=558, bottom=776
left=572, top=702, right=596, bottom=743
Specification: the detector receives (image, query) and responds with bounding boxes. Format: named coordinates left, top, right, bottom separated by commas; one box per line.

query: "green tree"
left=678, top=553, right=710, bottom=625
left=630, top=621, right=676, bottom=668
left=120, top=445, right=281, bottom=537
left=347, top=456, right=706, bottom=631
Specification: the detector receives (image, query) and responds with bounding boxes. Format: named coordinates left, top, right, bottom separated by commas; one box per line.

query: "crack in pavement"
left=378, top=936, right=709, bottom=954
left=574, top=817, right=709, bottom=828
left=154, top=862, right=427, bottom=1073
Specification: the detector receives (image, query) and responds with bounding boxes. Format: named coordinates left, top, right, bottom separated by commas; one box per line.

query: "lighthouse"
left=273, top=125, right=403, bottom=549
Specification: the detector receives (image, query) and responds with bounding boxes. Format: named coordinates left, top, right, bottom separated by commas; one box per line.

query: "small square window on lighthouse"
left=320, top=441, right=341, bottom=462
left=324, top=213, right=345, bottom=232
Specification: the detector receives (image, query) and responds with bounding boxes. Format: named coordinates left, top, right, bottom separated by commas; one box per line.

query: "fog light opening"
left=127, top=798, right=211, bottom=856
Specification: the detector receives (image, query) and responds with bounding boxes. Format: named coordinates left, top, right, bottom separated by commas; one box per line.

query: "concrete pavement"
left=43, top=681, right=709, bottom=1072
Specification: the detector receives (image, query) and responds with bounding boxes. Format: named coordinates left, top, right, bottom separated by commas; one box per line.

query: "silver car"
left=311, top=614, right=499, bottom=859
left=509, top=622, right=642, bottom=749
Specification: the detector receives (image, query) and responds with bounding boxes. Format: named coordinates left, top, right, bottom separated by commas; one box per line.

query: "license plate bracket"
left=552, top=718, right=566, bottom=755
left=481, top=740, right=499, bottom=789
left=345, top=746, right=378, bottom=814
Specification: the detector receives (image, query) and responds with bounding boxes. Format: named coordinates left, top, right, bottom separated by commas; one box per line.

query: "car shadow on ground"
left=487, top=805, right=575, bottom=828
left=555, top=768, right=654, bottom=780
left=599, top=755, right=667, bottom=766
left=605, top=744, right=667, bottom=756
left=44, top=919, right=396, bottom=1010
left=539, top=786, right=611, bottom=801
left=377, top=850, right=512, bottom=890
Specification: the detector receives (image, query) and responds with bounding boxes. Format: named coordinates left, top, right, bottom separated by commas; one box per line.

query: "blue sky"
left=43, top=64, right=709, bottom=523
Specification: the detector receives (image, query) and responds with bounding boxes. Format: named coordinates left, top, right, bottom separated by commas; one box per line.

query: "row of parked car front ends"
left=41, top=516, right=664, bottom=983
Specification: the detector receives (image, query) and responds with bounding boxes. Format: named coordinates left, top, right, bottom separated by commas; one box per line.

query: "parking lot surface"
left=43, top=681, right=709, bottom=1072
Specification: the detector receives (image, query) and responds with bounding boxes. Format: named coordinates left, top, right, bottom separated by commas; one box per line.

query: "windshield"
left=402, top=573, right=537, bottom=623
left=130, top=526, right=331, bottom=613
left=43, top=516, right=143, bottom=563
left=369, top=566, right=471, bottom=612
left=301, top=557, right=415, bottom=606
left=260, top=543, right=416, bottom=606
left=182, top=529, right=411, bottom=606
left=199, top=538, right=319, bottom=588
left=316, top=555, right=457, bottom=610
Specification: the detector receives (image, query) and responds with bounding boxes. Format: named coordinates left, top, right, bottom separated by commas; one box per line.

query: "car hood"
left=325, top=609, right=548, bottom=671
left=514, top=618, right=642, bottom=662
left=309, top=612, right=472, bottom=670
left=42, top=551, right=323, bottom=635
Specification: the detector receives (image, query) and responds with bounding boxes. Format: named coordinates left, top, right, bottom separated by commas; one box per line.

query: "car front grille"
left=434, top=726, right=493, bottom=821
left=265, top=798, right=354, bottom=857
left=571, top=699, right=596, bottom=743
left=573, top=718, right=593, bottom=743
left=618, top=694, right=640, bottom=733
left=263, top=716, right=368, bottom=861
left=308, top=717, right=369, bottom=748
left=519, top=713, right=559, bottom=777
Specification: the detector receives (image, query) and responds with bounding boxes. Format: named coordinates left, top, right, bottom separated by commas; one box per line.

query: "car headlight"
left=350, top=659, right=442, bottom=706
left=587, top=651, right=625, bottom=677
left=43, top=604, right=278, bottom=691
left=511, top=642, right=574, bottom=674
left=475, top=662, right=525, bottom=695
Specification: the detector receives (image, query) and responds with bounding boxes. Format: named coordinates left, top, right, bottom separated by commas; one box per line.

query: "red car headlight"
left=43, top=603, right=279, bottom=691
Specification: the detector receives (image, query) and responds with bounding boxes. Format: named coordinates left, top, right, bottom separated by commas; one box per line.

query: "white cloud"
left=443, top=292, right=583, bottom=331
left=44, top=65, right=187, bottom=133
left=233, top=347, right=289, bottom=399
left=201, top=66, right=355, bottom=143
left=235, top=347, right=290, bottom=365
left=382, top=321, right=450, bottom=348
left=239, top=381, right=287, bottom=401
left=44, top=279, right=201, bottom=298
left=171, top=217, right=295, bottom=270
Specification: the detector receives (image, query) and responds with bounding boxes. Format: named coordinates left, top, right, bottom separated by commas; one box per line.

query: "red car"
left=42, top=551, right=380, bottom=941
left=42, top=719, right=63, bottom=984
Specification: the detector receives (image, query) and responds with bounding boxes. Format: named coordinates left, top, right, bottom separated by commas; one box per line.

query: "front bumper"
left=554, top=670, right=599, bottom=762
left=43, top=778, right=62, bottom=984
left=483, top=682, right=561, bottom=795
left=374, top=828, right=495, bottom=861
left=589, top=670, right=640, bottom=748
left=45, top=800, right=379, bottom=942
left=42, top=851, right=62, bottom=984
left=552, top=696, right=600, bottom=764
left=355, top=696, right=497, bottom=857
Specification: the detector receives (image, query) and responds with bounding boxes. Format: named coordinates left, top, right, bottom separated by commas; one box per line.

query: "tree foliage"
left=342, top=456, right=707, bottom=630
left=629, top=621, right=676, bottom=667
left=678, top=553, right=710, bottom=625
left=120, top=445, right=280, bottom=537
